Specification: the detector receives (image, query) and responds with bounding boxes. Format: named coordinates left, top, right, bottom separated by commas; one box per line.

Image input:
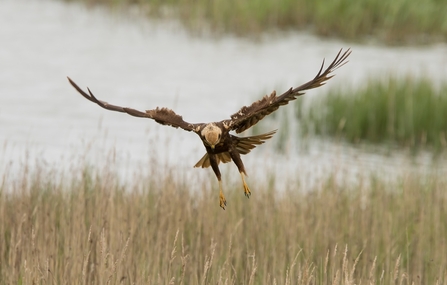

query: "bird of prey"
left=68, top=48, right=351, bottom=209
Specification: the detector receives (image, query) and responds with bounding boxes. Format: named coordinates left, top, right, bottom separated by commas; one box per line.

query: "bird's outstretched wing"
left=67, top=77, right=200, bottom=132
left=223, top=48, right=351, bottom=133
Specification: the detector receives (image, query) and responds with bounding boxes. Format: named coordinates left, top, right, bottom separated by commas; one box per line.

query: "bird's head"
left=201, top=124, right=222, bottom=149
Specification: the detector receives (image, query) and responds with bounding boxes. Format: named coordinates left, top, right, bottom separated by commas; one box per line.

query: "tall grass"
left=299, top=77, right=447, bottom=151
left=1, top=160, right=447, bottom=283
left=69, top=0, right=447, bottom=44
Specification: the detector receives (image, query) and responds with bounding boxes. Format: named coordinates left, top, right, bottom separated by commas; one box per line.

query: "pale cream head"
left=201, top=124, right=222, bottom=149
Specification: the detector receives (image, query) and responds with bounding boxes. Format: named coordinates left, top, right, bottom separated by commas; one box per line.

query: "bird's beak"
left=211, top=145, right=215, bottom=150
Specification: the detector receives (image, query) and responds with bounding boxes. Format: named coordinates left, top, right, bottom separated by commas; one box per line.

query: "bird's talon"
left=243, top=184, right=251, bottom=199
left=219, top=194, right=227, bottom=210
left=240, top=172, right=252, bottom=199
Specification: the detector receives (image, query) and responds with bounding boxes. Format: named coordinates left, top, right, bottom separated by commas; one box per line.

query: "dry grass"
left=1, top=161, right=447, bottom=284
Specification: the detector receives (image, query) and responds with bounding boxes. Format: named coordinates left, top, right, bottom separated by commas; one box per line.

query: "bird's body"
left=68, top=48, right=351, bottom=209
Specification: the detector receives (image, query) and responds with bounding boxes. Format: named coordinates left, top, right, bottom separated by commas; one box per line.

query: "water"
left=1, top=0, right=446, bottom=190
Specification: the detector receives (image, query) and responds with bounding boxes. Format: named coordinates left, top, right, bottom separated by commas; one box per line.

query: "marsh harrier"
left=68, top=48, right=351, bottom=209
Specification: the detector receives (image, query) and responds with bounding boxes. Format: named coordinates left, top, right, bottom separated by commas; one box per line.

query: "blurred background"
left=1, top=0, right=447, bottom=187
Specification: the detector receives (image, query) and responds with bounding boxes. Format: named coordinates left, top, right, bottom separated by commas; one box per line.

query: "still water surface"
left=1, top=0, right=446, bottom=189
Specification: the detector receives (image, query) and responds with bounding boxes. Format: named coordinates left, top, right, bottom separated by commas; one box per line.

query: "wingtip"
left=67, top=76, right=81, bottom=90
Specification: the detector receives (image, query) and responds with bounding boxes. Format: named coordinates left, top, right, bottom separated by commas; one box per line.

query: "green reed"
left=69, top=0, right=447, bottom=44
left=299, top=77, right=447, bottom=151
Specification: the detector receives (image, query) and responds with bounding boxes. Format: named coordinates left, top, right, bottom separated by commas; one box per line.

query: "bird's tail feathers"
left=194, top=152, right=232, bottom=168
left=193, top=130, right=277, bottom=168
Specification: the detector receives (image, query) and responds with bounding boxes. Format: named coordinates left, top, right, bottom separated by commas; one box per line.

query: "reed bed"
left=299, top=77, right=447, bottom=151
left=1, top=160, right=447, bottom=284
left=68, top=0, right=447, bottom=44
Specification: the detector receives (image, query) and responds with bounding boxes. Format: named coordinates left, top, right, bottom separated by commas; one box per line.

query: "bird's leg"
left=229, top=148, right=251, bottom=199
left=209, top=153, right=226, bottom=210
left=218, top=179, right=227, bottom=210
left=240, top=172, right=251, bottom=198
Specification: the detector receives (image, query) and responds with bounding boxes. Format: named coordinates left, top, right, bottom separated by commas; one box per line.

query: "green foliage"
left=71, top=0, right=447, bottom=44
left=300, top=77, right=447, bottom=150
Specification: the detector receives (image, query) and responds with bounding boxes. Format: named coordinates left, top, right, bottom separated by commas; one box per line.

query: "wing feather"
left=224, top=48, right=351, bottom=133
left=67, top=77, right=200, bottom=132
left=233, top=130, right=277, bottom=154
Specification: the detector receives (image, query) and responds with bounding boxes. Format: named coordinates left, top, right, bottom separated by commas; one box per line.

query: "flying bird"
left=68, top=48, right=351, bottom=209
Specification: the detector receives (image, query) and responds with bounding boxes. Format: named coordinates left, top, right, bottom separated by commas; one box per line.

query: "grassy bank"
left=69, top=0, right=447, bottom=44
left=1, top=162, right=447, bottom=284
left=298, top=77, right=447, bottom=151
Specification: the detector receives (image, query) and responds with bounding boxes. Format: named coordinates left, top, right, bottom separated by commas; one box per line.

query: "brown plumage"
left=67, top=48, right=351, bottom=209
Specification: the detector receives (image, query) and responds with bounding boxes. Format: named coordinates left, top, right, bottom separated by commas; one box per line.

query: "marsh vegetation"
left=298, top=77, right=447, bottom=151
left=69, top=0, right=447, bottom=44
left=1, top=161, right=446, bottom=284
